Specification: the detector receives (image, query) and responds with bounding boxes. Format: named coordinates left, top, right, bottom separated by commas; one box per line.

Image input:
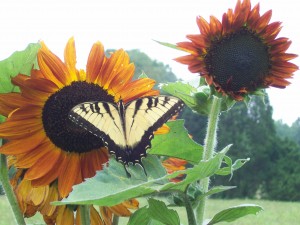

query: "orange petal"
left=210, top=16, right=222, bottom=37
left=120, top=78, right=158, bottom=102
left=40, top=185, right=59, bottom=217
left=25, top=146, right=62, bottom=180
left=56, top=206, right=74, bottom=225
left=196, top=16, right=210, bottom=36
left=108, top=204, right=131, bottom=217
left=0, top=131, right=45, bottom=154
left=122, top=199, right=139, bottom=209
left=58, top=153, right=81, bottom=197
left=108, top=63, right=135, bottom=95
left=31, top=151, right=67, bottom=187
left=0, top=118, right=43, bottom=139
left=38, top=42, right=66, bottom=88
left=154, top=124, right=170, bottom=135
left=28, top=185, right=49, bottom=206
left=15, top=141, right=54, bottom=168
left=64, top=37, right=80, bottom=82
left=99, top=207, right=113, bottom=225
left=97, top=49, right=130, bottom=89
left=25, top=78, right=59, bottom=93
left=0, top=93, right=27, bottom=116
left=90, top=206, right=104, bottom=225
left=86, top=42, right=105, bottom=83
left=9, top=105, right=42, bottom=120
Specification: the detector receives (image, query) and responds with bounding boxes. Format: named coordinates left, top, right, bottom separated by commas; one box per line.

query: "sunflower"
left=162, top=157, right=187, bottom=182
left=175, top=0, right=298, bottom=100
left=0, top=37, right=159, bottom=198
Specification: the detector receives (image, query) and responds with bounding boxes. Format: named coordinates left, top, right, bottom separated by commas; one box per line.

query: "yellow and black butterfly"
left=69, top=95, right=184, bottom=174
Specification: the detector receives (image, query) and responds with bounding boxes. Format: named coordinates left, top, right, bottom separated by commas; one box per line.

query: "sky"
left=0, top=0, right=299, bottom=125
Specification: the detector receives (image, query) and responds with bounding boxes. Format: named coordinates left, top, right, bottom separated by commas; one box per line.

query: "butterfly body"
left=69, top=95, right=185, bottom=167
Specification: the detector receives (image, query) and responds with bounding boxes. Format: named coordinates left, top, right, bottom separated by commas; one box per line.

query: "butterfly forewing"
left=69, top=102, right=127, bottom=150
left=124, top=96, right=185, bottom=153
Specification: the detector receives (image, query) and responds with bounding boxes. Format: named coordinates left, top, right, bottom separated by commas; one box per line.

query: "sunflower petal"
left=25, top=147, right=62, bottom=180
left=58, top=153, right=81, bottom=197
left=86, top=42, right=105, bottom=83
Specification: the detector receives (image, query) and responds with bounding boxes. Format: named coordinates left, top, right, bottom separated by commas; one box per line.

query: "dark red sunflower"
left=0, top=37, right=159, bottom=198
left=176, top=0, right=298, bottom=100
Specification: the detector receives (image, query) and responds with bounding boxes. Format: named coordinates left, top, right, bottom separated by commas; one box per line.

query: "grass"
left=1, top=196, right=300, bottom=225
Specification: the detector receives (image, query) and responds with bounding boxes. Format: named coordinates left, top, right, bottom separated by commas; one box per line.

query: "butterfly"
left=68, top=95, right=185, bottom=174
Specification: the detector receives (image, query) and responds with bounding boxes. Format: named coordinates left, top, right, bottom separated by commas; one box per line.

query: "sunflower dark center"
left=205, top=28, right=270, bottom=92
left=42, top=81, right=115, bottom=153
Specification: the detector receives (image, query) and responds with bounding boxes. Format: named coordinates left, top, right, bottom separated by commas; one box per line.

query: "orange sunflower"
left=162, top=157, right=187, bottom=183
left=0, top=37, right=159, bottom=198
left=175, top=0, right=298, bottom=100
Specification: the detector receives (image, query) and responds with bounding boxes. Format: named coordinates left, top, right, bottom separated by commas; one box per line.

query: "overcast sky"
left=0, top=0, right=299, bottom=125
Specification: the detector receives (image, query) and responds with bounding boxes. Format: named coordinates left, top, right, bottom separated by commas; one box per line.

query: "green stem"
left=80, top=205, right=90, bottom=225
left=195, top=96, right=222, bottom=224
left=0, top=153, right=26, bottom=225
left=183, top=192, right=197, bottom=225
left=112, top=215, right=119, bottom=225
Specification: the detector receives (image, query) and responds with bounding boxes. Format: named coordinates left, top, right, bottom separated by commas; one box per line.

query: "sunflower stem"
left=0, top=153, right=26, bottom=225
left=195, top=96, right=222, bottom=225
left=183, top=192, right=197, bottom=225
left=80, top=205, right=90, bottom=225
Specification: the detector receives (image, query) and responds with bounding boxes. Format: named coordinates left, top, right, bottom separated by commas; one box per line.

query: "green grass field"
left=1, top=196, right=300, bottom=225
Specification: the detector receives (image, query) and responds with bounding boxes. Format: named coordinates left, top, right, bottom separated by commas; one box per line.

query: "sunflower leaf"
left=128, top=199, right=181, bottom=225
left=149, top=120, right=203, bottom=164
left=207, top=204, right=263, bottom=225
left=147, top=198, right=180, bottom=225
left=0, top=43, right=40, bottom=94
left=161, top=81, right=197, bottom=109
left=55, top=150, right=226, bottom=206
left=154, top=40, right=186, bottom=52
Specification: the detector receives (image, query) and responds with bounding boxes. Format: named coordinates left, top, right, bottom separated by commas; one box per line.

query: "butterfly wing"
left=68, top=101, right=127, bottom=159
left=124, top=95, right=185, bottom=164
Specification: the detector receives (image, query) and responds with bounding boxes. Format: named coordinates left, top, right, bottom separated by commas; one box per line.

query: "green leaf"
left=138, top=71, right=149, bottom=79
left=148, top=199, right=180, bottom=225
left=215, top=155, right=232, bottom=176
left=128, top=199, right=180, bottom=225
left=55, top=151, right=227, bottom=206
left=207, top=204, right=263, bottom=225
left=0, top=43, right=40, bottom=93
left=149, top=120, right=203, bottom=164
left=128, top=207, right=160, bottom=225
left=200, top=186, right=236, bottom=199
left=161, top=82, right=197, bottom=108
left=154, top=40, right=186, bottom=52
left=232, top=158, right=250, bottom=171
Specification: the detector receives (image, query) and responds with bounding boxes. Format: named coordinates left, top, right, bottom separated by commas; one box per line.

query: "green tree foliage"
left=275, top=118, right=300, bottom=146
left=212, top=96, right=300, bottom=200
